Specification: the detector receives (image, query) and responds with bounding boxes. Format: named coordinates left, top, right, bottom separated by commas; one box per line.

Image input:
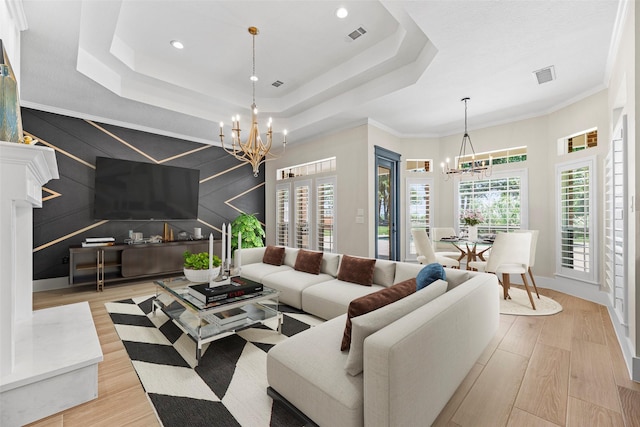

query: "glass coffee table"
left=153, top=276, right=281, bottom=366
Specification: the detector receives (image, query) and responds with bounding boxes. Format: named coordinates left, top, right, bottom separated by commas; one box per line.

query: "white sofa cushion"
left=261, top=270, right=334, bottom=309
left=392, top=262, right=424, bottom=284
left=441, top=268, right=474, bottom=289
left=321, top=252, right=341, bottom=277
left=237, top=247, right=267, bottom=265
left=283, top=247, right=300, bottom=267
left=372, top=259, right=397, bottom=287
left=267, top=315, right=364, bottom=427
left=301, top=279, right=385, bottom=320
left=345, top=279, right=448, bottom=376
left=240, top=262, right=292, bottom=283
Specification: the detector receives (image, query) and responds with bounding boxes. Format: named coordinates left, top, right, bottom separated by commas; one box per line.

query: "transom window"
left=557, top=128, right=598, bottom=154
left=406, top=159, right=432, bottom=173
left=277, top=157, right=336, bottom=180
left=458, top=146, right=527, bottom=169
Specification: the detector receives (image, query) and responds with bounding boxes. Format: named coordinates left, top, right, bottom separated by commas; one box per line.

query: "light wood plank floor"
left=26, top=282, right=640, bottom=427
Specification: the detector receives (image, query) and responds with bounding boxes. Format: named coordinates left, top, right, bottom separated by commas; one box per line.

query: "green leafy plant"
left=183, top=251, right=220, bottom=270
left=230, top=213, right=265, bottom=251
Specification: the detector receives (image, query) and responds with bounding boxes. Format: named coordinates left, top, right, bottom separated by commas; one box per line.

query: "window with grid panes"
left=406, top=178, right=432, bottom=259
left=556, top=158, right=596, bottom=283
left=294, top=180, right=311, bottom=249
left=276, top=183, right=290, bottom=246
left=316, top=177, right=336, bottom=253
left=456, top=170, right=526, bottom=234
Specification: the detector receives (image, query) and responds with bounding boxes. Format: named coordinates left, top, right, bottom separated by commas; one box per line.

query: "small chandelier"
left=218, top=27, right=286, bottom=177
left=441, top=97, right=492, bottom=181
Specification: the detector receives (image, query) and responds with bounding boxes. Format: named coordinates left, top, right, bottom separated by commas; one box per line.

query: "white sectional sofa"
left=237, top=246, right=500, bottom=426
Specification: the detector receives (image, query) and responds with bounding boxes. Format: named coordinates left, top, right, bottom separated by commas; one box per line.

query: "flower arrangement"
left=460, top=210, right=484, bottom=226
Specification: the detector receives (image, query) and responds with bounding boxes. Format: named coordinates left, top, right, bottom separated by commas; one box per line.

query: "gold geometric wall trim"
left=33, top=220, right=110, bottom=252
left=225, top=182, right=267, bottom=225
left=86, top=119, right=214, bottom=164
left=42, top=187, right=61, bottom=202
left=25, top=131, right=95, bottom=168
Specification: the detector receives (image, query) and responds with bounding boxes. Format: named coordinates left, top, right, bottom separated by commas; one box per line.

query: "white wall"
left=0, top=0, right=24, bottom=86
left=265, top=125, right=371, bottom=257
left=606, top=0, right=638, bottom=380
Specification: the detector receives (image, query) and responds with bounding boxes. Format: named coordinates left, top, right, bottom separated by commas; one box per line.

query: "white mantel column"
left=0, top=140, right=58, bottom=376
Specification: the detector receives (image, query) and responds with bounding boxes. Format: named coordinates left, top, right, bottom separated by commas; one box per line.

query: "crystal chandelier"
left=218, top=27, right=286, bottom=177
left=441, top=97, right=492, bottom=181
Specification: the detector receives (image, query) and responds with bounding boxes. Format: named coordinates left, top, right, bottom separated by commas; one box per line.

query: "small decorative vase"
left=183, top=267, right=220, bottom=283
left=467, top=225, right=478, bottom=242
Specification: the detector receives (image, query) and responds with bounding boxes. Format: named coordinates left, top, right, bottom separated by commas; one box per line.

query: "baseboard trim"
left=33, top=276, right=70, bottom=292
left=267, top=386, right=318, bottom=427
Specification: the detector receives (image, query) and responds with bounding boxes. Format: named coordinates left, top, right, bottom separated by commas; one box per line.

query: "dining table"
left=438, top=237, right=494, bottom=269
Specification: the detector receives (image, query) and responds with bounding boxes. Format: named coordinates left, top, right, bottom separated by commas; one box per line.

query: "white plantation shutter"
left=556, top=158, right=597, bottom=283
left=276, top=183, right=290, bottom=247
left=406, top=178, right=432, bottom=259
left=294, top=180, right=311, bottom=249
left=605, top=124, right=628, bottom=324
left=316, top=177, right=336, bottom=252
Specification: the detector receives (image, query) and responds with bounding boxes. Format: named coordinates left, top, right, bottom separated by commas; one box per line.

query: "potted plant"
left=230, top=213, right=265, bottom=252
left=183, top=251, right=221, bottom=283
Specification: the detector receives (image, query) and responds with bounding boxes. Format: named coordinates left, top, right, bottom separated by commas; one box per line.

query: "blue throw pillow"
left=416, top=263, right=446, bottom=291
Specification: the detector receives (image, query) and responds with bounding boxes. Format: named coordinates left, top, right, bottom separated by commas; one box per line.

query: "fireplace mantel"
left=0, top=141, right=103, bottom=426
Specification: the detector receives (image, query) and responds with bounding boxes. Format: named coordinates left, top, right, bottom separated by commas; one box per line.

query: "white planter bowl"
left=183, top=267, right=220, bottom=283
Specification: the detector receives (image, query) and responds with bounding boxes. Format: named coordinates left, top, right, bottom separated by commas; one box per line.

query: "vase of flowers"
left=461, top=210, right=484, bottom=241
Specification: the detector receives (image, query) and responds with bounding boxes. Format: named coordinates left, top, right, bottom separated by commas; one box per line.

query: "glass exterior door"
left=375, top=146, right=400, bottom=260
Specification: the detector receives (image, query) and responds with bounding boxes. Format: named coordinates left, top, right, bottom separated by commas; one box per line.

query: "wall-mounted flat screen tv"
left=93, top=157, right=200, bottom=220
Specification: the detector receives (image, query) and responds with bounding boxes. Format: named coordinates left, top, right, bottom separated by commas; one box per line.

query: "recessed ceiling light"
left=336, top=7, right=348, bottom=19
left=170, top=40, right=184, bottom=49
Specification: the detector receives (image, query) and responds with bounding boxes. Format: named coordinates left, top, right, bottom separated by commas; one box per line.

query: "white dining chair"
left=468, top=231, right=536, bottom=309
left=431, top=227, right=466, bottom=261
left=411, top=229, right=460, bottom=269
left=515, top=229, right=540, bottom=298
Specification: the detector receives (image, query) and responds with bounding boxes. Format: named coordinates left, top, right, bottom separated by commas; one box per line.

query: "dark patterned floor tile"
left=137, top=296, right=155, bottom=314
left=109, top=312, right=155, bottom=327
left=157, top=316, right=184, bottom=344
left=149, top=394, right=240, bottom=427
left=196, top=335, right=248, bottom=398
left=281, top=316, right=312, bottom=337
left=123, top=341, right=190, bottom=367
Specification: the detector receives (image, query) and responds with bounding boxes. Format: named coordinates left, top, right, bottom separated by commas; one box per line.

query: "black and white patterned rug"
left=105, top=295, right=322, bottom=427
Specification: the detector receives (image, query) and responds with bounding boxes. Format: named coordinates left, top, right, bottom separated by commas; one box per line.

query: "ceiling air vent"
left=533, top=66, right=555, bottom=84
left=348, top=27, right=367, bottom=41
left=272, top=80, right=284, bottom=88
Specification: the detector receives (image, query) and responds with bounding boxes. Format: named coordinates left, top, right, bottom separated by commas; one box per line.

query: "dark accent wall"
left=23, top=108, right=265, bottom=280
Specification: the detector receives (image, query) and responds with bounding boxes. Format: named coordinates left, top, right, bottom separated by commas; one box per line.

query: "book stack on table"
left=81, top=237, right=115, bottom=247
left=204, top=307, right=248, bottom=328
left=188, top=277, right=263, bottom=304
